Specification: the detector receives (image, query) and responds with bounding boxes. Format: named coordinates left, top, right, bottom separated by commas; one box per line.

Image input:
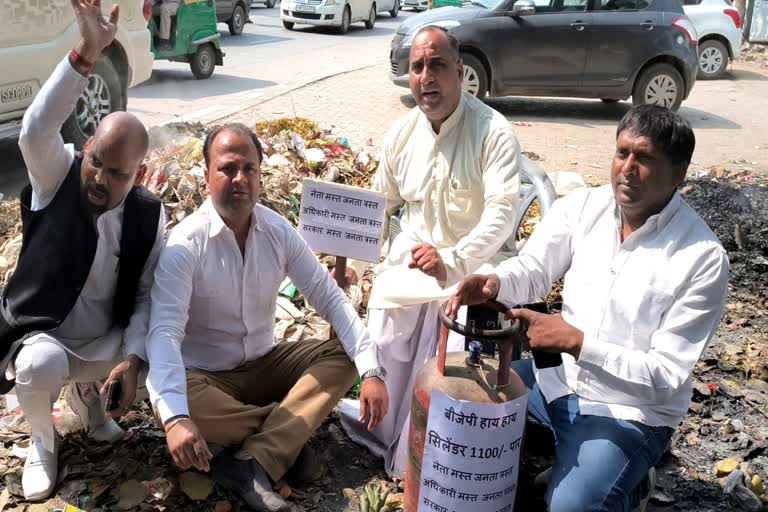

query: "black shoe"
left=286, top=444, right=325, bottom=485
left=212, top=451, right=289, bottom=512
left=156, top=39, right=172, bottom=51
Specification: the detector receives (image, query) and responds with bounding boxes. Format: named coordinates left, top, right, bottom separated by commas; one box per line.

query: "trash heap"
left=741, top=42, right=768, bottom=69
left=0, top=119, right=381, bottom=342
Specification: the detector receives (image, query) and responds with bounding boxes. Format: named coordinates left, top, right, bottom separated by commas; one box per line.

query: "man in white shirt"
left=339, top=25, right=521, bottom=477
left=446, top=105, right=730, bottom=512
left=0, top=0, right=165, bottom=501
left=145, top=124, right=389, bottom=512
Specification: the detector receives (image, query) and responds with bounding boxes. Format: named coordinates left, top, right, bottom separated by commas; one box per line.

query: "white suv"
left=683, top=0, right=743, bottom=79
left=0, top=0, right=154, bottom=148
left=281, top=0, right=399, bottom=34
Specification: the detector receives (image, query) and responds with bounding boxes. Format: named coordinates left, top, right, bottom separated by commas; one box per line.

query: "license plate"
left=294, top=4, right=315, bottom=12
left=404, top=1, right=417, bottom=5
left=0, top=81, right=36, bottom=105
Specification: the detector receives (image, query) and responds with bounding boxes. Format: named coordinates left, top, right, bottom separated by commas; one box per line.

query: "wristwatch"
left=361, top=367, right=387, bottom=382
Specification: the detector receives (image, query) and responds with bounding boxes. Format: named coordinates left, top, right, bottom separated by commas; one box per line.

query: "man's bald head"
left=93, top=111, right=150, bottom=162
left=79, top=112, right=149, bottom=214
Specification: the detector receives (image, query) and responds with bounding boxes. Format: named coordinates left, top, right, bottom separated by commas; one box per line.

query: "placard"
left=298, top=179, right=386, bottom=262
left=418, top=389, right=528, bottom=512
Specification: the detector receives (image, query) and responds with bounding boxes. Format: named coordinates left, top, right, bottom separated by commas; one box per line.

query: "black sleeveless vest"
left=0, top=156, right=161, bottom=393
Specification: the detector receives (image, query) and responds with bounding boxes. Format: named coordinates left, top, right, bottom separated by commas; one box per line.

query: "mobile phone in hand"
left=104, top=379, right=122, bottom=413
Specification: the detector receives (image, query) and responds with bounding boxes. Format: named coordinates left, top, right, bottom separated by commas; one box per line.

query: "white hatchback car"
left=0, top=0, right=154, bottom=148
left=281, top=0, right=400, bottom=33
left=683, top=0, right=743, bottom=79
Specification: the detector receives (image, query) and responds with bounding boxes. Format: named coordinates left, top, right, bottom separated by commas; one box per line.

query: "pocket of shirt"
left=446, top=188, right=475, bottom=215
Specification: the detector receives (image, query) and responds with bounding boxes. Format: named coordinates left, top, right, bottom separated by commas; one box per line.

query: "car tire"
left=337, top=5, right=351, bottom=34
left=190, top=43, right=216, bottom=79
left=389, top=0, right=399, bottom=17
left=61, top=55, right=125, bottom=149
left=460, top=53, right=487, bottom=101
left=283, top=20, right=295, bottom=29
left=266, top=0, right=276, bottom=7
left=364, top=3, right=376, bottom=29
left=228, top=4, right=246, bottom=35
left=632, top=63, right=683, bottom=111
left=697, top=39, right=729, bottom=80
left=600, top=98, right=619, bottom=103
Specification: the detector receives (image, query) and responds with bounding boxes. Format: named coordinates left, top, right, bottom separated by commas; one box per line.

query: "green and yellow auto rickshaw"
left=149, top=0, right=224, bottom=79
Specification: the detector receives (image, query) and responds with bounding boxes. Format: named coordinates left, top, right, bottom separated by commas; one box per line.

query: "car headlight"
left=401, top=20, right=461, bottom=47
left=325, top=0, right=337, bottom=5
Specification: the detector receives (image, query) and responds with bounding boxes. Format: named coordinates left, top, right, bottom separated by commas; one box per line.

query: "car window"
left=529, top=0, right=587, bottom=13
left=599, top=0, right=650, bottom=10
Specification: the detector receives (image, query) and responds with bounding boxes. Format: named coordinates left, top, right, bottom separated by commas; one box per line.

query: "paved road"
left=0, top=5, right=414, bottom=198
left=129, top=3, right=414, bottom=127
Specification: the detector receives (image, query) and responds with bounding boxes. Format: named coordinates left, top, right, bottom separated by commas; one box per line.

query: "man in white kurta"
left=339, top=26, right=521, bottom=477
left=6, top=1, right=165, bottom=500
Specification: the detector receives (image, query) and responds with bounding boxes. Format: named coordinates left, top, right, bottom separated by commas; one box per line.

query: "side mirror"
left=511, top=0, right=535, bottom=16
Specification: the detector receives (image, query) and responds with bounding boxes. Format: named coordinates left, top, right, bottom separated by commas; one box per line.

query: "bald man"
left=0, top=0, right=165, bottom=500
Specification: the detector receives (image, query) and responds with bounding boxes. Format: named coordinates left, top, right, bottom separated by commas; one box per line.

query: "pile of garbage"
left=740, top=42, right=768, bottom=68
left=0, top=118, right=381, bottom=322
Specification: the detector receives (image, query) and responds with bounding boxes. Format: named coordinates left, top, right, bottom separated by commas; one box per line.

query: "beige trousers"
left=185, top=338, right=357, bottom=482
left=153, top=1, right=180, bottom=40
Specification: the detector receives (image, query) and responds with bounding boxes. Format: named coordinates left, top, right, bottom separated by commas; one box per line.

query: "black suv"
left=389, top=0, right=699, bottom=110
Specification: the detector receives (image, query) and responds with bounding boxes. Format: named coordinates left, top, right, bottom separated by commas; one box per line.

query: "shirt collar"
left=418, top=92, right=467, bottom=138
left=205, top=198, right=261, bottom=238
left=614, top=190, right=682, bottom=234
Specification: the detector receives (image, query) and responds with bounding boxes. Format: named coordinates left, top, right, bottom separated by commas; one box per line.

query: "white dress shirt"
left=496, top=185, right=729, bottom=428
left=14, top=57, right=165, bottom=364
left=146, top=199, right=379, bottom=422
left=350, top=92, right=521, bottom=290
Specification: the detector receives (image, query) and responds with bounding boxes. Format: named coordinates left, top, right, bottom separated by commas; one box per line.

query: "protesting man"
left=0, top=0, right=165, bottom=500
left=446, top=105, right=729, bottom=512
left=339, top=25, right=522, bottom=477
left=145, top=123, right=389, bottom=512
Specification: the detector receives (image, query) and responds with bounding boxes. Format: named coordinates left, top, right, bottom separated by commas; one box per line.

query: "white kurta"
left=341, top=92, right=522, bottom=477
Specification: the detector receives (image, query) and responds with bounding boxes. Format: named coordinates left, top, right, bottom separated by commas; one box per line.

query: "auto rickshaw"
left=149, top=0, right=224, bottom=79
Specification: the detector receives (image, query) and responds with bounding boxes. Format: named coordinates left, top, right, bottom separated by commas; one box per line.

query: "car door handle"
left=640, top=21, right=654, bottom=30
left=570, top=21, right=586, bottom=31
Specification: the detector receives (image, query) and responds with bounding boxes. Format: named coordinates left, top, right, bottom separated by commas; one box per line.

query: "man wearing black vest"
left=0, top=0, right=165, bottom=501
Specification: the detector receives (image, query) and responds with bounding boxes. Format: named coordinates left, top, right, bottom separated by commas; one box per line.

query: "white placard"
left=418, top=389, right=528, bottom=512
left=297, top=179, right=386, bottom=262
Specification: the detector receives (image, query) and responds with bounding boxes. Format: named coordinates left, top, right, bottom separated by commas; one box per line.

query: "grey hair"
left=413, top=25, right=461, bottom=63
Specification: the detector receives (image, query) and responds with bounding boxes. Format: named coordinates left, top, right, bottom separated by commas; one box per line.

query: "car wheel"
left=283, top=20, right=294, bottom=29
left=600, top=98, right=619, bottom=103
left=190, top=43, right=216, bottom=79
left=266, top=0, right=276, bottom=7
left=460, top=53, right=487, bottom=101
left=389, top=0, right=399, bottom=17
left=337, top=5, right=351, bottom=34
left=632, top=63, right=683, bottom=111
left=228, top=4, right=246, bottom=35
left=697, top=39, right=729, bottom=80
left=364, top=3, right=376, bottom=29
left=61, top=55, right=124, bottom=149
